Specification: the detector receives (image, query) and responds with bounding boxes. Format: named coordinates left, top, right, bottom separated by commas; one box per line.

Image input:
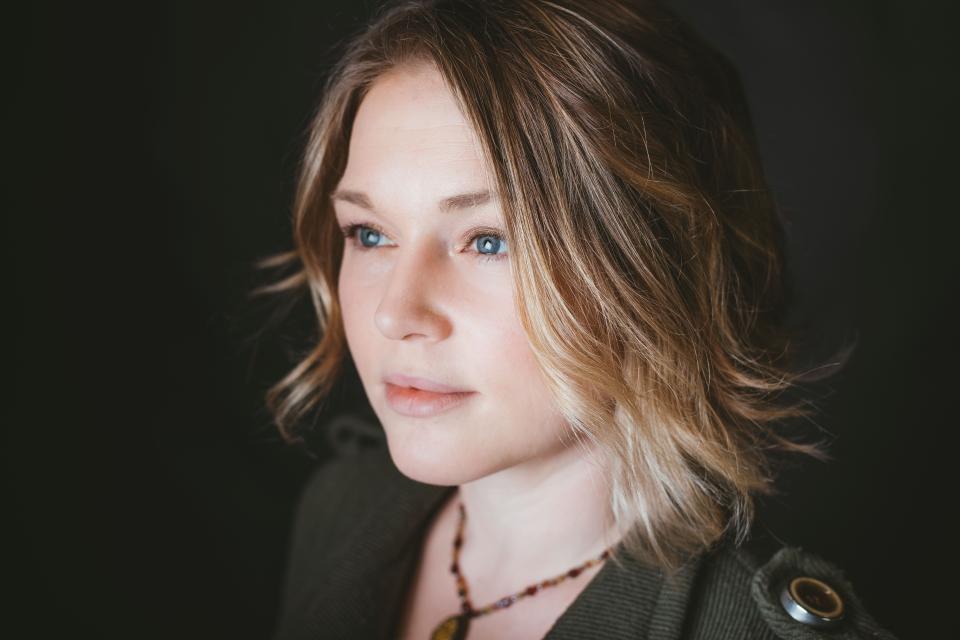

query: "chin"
left=382, top=423, right=495, bottom=486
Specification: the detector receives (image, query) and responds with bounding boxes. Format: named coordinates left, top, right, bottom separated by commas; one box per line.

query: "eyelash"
left=338, top=221, right=509, bottom=263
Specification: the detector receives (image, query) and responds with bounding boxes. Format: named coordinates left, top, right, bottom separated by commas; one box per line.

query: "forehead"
left=341, top=62, right=493, bottom=193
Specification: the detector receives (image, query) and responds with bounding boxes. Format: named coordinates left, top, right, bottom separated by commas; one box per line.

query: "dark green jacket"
left=272, top=445, right=897, bottom=640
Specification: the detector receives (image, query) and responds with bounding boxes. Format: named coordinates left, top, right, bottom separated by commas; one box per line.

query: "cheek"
left=338, top=260, right=376, bottom=366
left=471, top=307, right=568, bottom=452
left=341, top=254, right=544, bottom=412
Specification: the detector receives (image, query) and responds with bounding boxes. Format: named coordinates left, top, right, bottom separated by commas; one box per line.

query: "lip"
left=382, top=374, right=476, bottom=418
left=383, top=373, right=472, bottom=394
left=384, top=383, right=476, bottom=417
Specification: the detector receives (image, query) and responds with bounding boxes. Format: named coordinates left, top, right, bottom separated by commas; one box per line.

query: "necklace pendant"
left=430, top=613, right=469, bottom=640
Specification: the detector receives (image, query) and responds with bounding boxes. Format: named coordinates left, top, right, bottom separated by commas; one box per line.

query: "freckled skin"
left=335, top=64, right=621, bottom=638
left=335, top=62, right=570, bottom=487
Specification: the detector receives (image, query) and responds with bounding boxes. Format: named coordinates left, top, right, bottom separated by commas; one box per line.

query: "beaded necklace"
left=430, top=501, right=614, bottom=640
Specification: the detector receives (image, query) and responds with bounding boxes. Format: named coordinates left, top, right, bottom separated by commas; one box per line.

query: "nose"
left=373, top=239, right=453, bottom=342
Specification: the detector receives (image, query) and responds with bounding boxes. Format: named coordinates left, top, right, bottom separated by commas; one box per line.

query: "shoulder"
left=276, top=445, right=397, bottom=611
left=683, top=530, right=899, bottom=639
left=287, top=445, right=397, bottom=552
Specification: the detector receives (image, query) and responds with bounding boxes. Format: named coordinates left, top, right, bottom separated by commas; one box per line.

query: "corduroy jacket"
left=272, top=444, right=897, bottom=640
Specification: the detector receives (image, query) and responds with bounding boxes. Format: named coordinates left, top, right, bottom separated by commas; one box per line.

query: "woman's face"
left=334, top=62, right=571, bottom=485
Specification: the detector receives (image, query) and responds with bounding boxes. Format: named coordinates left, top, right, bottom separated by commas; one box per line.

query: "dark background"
left=8, top=1, right=956, bottom=637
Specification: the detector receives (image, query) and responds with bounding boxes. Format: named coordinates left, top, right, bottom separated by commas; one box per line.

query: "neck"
left=453, top=438, right=623, bottom=589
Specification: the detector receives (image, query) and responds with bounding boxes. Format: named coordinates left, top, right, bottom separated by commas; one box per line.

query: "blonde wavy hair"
left=257, top=0, right=851, bottom=574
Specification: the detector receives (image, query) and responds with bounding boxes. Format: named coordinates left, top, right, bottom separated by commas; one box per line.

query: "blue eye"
left=339, top=222, right=508, bottom=263
left=358, top=227, right=385, bottom=248
left=474, top=234, right=508, bottom=262
left=340, top=223, right=394, bottom=248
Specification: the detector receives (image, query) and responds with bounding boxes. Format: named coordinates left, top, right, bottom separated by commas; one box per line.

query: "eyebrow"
left=330, top=188, right=497, bottom=213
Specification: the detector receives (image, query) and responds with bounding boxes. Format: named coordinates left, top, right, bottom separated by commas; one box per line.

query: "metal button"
left=779, top=575, right=845, bottom=628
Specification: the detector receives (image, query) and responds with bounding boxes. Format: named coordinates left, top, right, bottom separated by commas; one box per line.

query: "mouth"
left=383, top=374, right=476, bottom=418
left=382, top=373, right=472, bottom=394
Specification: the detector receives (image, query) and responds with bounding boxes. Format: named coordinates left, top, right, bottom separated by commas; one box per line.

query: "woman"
left=263, top=0, right=896, bottom=638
